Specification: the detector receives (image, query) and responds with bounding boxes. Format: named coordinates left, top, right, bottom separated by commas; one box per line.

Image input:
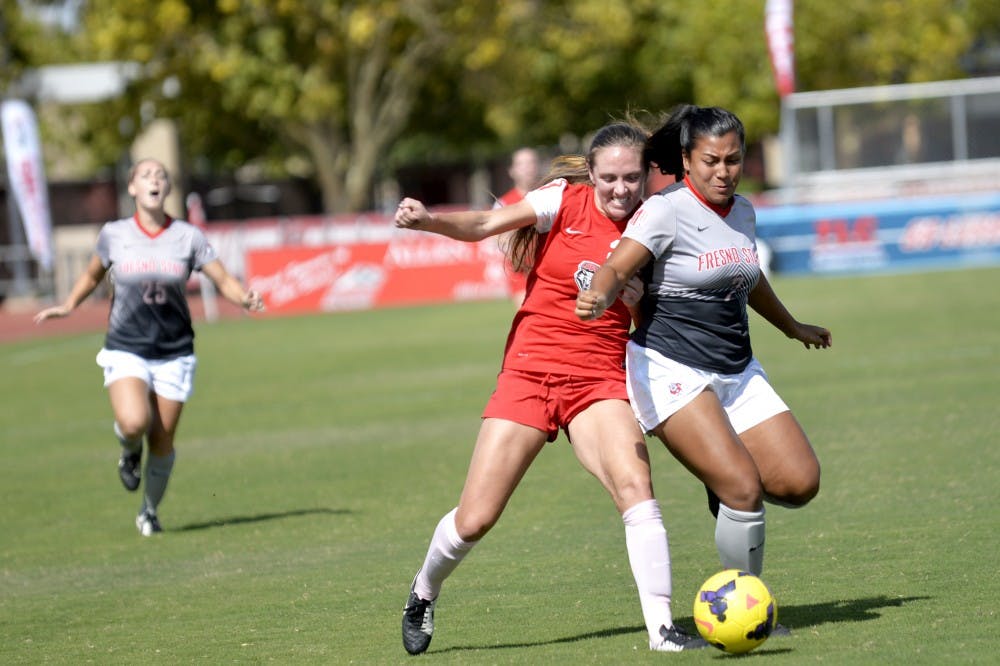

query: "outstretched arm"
left=394, top=197, right=537, bottom=241
left=33, top=255, right=108, bottom=323
left=748, top=273, right=831, bottom=349
left=201, top=259, right=265, bottom=312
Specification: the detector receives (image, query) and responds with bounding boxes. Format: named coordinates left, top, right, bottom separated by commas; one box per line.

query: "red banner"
left=765, top=0, right=796, bottom=97
left=245, top=232, right=513, bottom=314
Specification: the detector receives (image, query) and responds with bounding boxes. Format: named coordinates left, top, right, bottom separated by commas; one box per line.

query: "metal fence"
left=776, top=75, right=1000, bottom=203
left=0, top=243, right=51, bottom=301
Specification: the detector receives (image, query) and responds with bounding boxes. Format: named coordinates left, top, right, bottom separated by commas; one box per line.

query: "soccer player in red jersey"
left=494, top=146, right=542, bottom=207
left=493, top=147, right=543, bottom=304
left=395, top=123, right=706, bottom=654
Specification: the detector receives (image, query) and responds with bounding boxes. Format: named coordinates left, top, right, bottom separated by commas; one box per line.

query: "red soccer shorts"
left=482, top=368, right=628, bottom=442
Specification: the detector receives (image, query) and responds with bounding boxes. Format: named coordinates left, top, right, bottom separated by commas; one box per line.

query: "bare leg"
left=654, top=390, right=762, bottom=511
left=452, top=418, right=548, bottom=541
left=413, top=417, right=547, bottom=601
left=567, top=399, right=654, bottom=511
left=739, top=411, right=820, bottom=507
left=654, top=390, right=765, bottom=574
left=141, top=394, right=185, bottom=517
left=568, top=399, right=674, bottom=645
left=107, top=377, right=152, bottom=441
left=148, top=393, right=184, bottom=457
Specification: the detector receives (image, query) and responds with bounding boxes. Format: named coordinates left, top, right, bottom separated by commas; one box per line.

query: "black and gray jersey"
left=623, top=181, right=761, bottom=374
left=96, top=216, right=217, bottom=359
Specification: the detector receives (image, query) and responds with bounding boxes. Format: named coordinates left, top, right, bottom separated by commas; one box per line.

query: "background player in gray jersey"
left=35, top=158, right=264, bottom=536
left=577, top=106, right=831, bottom=602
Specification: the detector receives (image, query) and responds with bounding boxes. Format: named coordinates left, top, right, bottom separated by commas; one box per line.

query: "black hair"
left=644, top=105, right=745, bottom=177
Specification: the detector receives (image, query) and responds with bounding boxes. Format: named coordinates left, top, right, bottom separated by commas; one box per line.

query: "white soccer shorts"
left=96, top=348, right=197, bottom=402
left=625, top=340, right=788, bottom=434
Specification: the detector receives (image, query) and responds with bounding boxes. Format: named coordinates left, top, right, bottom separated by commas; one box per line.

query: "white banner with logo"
left=2, top=99, right=54, bottom=271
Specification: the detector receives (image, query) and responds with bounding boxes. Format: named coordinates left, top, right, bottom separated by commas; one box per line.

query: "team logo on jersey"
left=574, top=260, right=601, bottom=291
left=669, top=382, right=683, bottom=395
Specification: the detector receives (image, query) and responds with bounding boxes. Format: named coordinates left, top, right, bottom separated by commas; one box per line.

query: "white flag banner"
left=2, top=99, right=54, bottom=271
left=765, top=0, right=796, bottom=97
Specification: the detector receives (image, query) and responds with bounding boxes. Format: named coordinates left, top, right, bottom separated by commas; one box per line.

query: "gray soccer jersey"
left=623, top=181, right=761, bottom=374
left=96, top=216, right=217, bottom=359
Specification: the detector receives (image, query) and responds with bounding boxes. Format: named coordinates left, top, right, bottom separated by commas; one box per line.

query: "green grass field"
left=2, top=266, right=998, bottom=664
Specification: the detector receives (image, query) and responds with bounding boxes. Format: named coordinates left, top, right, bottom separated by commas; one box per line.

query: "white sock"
left=413, top=508, right=476, bottom=601
left=623, top=499, right=673, bottom=644
left=114, top=421, right=142, bottom=453
left=715, top=503, right=766, bottom=575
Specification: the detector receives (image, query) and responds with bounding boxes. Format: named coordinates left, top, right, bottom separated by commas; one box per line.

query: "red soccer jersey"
left=496, top=187, right=525, bottom=207
left=500, top=181, right=632, bottom=379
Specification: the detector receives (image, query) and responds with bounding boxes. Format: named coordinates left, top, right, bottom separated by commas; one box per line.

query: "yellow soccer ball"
left=693, top=569, right=778, bottom=654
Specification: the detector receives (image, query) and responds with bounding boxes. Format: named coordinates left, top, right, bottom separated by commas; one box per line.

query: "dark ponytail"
left=645, top=105, right=745, bottom=177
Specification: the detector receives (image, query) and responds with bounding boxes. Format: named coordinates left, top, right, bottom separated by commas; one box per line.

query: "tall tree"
left=81, top=0, right=501, bottom=213
left=7, top=0, right=991, bottom=208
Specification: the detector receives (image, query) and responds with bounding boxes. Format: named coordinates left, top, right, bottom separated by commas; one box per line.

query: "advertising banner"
left=245, top=231, right=512, bottom=314
left=757, top=193, right=1000, bottom=275
left=1, top=99, right=54, bottom=271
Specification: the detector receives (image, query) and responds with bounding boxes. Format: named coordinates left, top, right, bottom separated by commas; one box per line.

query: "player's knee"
left=606, top=470, right=654, bottom=513
left=117, top=416, right=149, bottom=441
left=766, top=466, right=820, bottom=507
left=454, top=509, right=499, bottom=542
left=716, top=476, right=763, bottom=512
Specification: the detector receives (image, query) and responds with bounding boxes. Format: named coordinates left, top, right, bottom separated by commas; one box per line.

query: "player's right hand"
left=33, top=305, right=72, bottom=324
left=394, top=198, right=428, bottom=229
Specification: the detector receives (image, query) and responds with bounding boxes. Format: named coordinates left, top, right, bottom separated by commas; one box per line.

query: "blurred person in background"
left=394, top=122, right=707, bottom=655
left=494, top=147, right=543, bottom=305
left=494, top=146, right=542, bottom=208
left=576, top=106, right=830, bottom=599
left=34, top=158, right=264, bottom=536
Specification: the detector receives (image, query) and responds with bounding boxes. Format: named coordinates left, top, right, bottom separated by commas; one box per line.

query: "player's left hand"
left=792, top=323, right=831, bottom=349
left=619, top=276, right=643, bottom=307
left=242, top=290, right=265, bottom=312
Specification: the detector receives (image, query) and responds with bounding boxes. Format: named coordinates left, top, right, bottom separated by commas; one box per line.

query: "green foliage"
left=1, top=1, right=992, bottom=208
left=1, top=266, right=999, bottom=662
left=74, top=0, right=506, bottom=213
left=796, top=0, right=972, bottom=89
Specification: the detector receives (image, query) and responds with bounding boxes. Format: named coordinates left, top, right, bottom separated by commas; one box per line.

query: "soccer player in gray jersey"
left=35, top=158, right=264, bottom=536
left=577, top=106, right=831, bottom=592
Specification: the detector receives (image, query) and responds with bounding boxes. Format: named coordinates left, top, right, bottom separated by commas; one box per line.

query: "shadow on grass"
left=778, top=594, right=930, bottom=630
left=173, top=507, right=351, bottom=532
left=432, top=594, right=929, bottom=654
left=435, top=625, right=646, bottom=653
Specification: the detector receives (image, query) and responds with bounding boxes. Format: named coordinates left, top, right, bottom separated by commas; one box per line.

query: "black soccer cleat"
left=118, top=449, right=142, bottom=492
left=650, top=624, right=709, bottom=651
left=402, top=579, right=436, bottom=655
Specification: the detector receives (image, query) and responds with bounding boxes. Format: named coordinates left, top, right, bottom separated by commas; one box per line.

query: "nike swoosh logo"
left=697, top=225, right=710, bottom=231
left=564, top=228, right=584, bottom=235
